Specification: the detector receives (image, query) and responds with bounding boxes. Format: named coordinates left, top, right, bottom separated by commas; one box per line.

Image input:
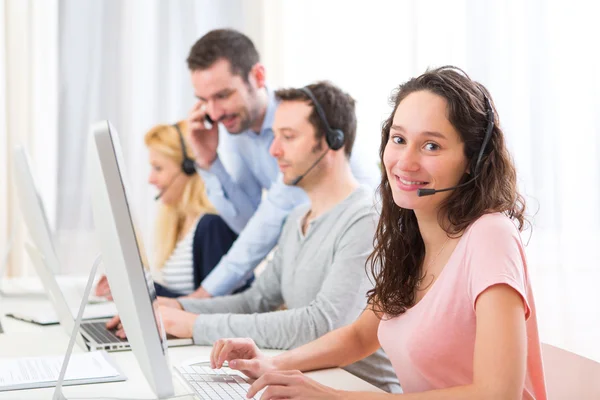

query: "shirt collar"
left=257, top=86, right=278, bottom=136
left=294, top=186, right=364, bottom=238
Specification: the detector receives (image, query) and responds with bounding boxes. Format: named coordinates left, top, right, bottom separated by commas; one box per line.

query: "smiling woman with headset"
left=208, top=67, right=547, bottom=399
left=95, top=121, right=252, bottom=299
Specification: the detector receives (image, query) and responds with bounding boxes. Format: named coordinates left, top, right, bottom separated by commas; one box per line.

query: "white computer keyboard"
left=176, top=362, right=266, bottom=400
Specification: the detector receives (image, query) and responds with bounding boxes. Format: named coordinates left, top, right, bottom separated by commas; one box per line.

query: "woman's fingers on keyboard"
left=211, top=339, right=226, bottom=368
left=218, top=339, right=238, bottom=368
left=229, top=358, right=254, bottom=372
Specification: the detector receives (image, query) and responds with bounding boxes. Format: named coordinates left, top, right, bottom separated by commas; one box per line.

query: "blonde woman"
left=95, top=121, right=251, bottom=298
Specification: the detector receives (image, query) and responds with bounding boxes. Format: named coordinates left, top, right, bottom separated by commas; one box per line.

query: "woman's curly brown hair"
left=367, top=66, right=527, bottom=317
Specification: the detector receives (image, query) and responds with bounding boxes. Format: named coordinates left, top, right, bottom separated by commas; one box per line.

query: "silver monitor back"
left=12, top=145, right=61, bottom=274
left=87, top=120, right=174, bottom=398
left=12, top=146, right=76, bottom=334
left=11, top=146, right=116, bottom=328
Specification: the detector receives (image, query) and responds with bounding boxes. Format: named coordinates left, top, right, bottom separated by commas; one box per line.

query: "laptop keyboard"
left=176, top=363, right=265, bottom=400
left=81, top=321, right=127, bottom=344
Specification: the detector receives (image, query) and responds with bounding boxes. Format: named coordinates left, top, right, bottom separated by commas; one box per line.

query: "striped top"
left=159, top=217, right=200, bottom=295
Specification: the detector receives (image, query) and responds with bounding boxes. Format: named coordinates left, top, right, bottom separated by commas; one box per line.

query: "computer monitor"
left=12, top=145, right=61, bottom=275
left=10, top=146, right=116, bottom=328
left=87, top=120, right=174, bottom=398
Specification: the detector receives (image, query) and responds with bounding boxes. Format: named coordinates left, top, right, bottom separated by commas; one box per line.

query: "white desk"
left=1, top=279, right=384, bottom=399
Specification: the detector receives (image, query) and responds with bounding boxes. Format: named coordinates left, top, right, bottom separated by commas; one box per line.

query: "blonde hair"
left=144, top=120, right=216, bottom=269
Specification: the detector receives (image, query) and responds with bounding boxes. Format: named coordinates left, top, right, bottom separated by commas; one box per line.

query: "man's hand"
left=185, top=286, right=212, bottom=299
left=105, top=304, right=194, bottom=340
left=187, top=100, right=219, bottom=170
left=158, top=306, right=196, bottom=339
left=156, top=296, right=183, bottom=309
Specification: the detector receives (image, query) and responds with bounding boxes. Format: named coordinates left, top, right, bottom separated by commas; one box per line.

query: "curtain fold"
left=0, top=0, right=9, bottom=276
left=1, top=0, right=59, bottom=278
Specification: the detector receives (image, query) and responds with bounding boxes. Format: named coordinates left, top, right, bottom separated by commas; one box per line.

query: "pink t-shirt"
left=378, top=213, right=547, bottom=399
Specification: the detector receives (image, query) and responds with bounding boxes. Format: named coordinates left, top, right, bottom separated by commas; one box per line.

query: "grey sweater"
left=178, top=186, right=401, bottom=393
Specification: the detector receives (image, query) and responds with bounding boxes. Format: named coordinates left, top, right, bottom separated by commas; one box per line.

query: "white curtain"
left=0, top=0, right=59, bottom=277
left=0, top=0, right=8, bottom=275
left=260, top=0, right=600, bottom=361
left=55, top=0, right=263, bottom=272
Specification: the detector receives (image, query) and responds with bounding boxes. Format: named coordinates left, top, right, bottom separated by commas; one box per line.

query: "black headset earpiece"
left=473, top=95, right=495, bottom=174
left=299, top=87, right=345, bottom=151
left=326, top=128, right=345, bottom=151
left=173, top=123, right=196, bottom=176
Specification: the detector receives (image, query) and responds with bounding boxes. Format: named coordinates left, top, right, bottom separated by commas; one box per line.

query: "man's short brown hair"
left=275, top=81, right=357, bottom=157
left=187, top=29, right=259, bottom=80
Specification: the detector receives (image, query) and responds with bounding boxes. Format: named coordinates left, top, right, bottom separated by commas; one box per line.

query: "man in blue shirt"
left=184, top=29, right=379, bottom=297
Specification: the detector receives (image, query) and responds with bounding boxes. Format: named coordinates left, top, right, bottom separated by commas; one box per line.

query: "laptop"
left=89, top=120, right=262, bottom=399
left=23, top=241, right=126, bottom=352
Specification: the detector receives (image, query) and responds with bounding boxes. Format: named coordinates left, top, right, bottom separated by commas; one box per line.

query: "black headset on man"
left=290, top=87, right=346, bottom=186
left=154, top=123, right=197, bottom=201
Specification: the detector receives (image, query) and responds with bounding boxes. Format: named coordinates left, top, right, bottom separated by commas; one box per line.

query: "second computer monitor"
left=88, top=120, right=174, bottom=398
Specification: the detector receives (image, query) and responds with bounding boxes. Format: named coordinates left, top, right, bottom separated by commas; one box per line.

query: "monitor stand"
left=53, top=251, right=103, bottom=400
left=51, top=252, right=196, bottom=400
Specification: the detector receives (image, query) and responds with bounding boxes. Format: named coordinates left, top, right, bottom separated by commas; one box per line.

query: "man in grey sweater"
left=111, top=82, right=400, bottom=393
